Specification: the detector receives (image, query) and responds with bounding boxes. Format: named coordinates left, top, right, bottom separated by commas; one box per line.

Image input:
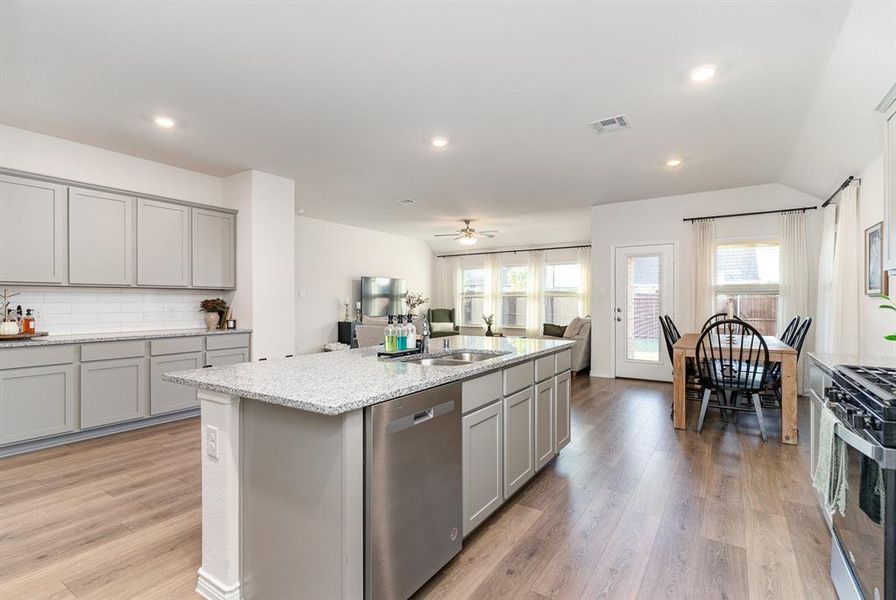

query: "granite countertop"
left=164, top=335, right=576, bottom=416
left=808, top=351, right=896, bottom=374
left=0, top=328, right=252, bottom=349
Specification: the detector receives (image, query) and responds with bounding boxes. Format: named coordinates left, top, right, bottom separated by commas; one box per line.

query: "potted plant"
left=0, top=289, right=19, bottom=336
left=404, top=291, right=429, bottom=315
left=482, top=313, right=495, bottom=337
left=200, top=298, right=228, bottom=331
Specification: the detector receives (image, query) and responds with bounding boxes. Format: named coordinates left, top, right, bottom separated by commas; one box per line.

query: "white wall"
left=0, top=124, right=224, bottom=206
left=590, top=183, right=821, bottom=377
left=296, top=217, right=434, bottom=355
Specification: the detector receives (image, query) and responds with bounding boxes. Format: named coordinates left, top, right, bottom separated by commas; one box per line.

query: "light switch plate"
left=206, top=425, right=219, bottom=460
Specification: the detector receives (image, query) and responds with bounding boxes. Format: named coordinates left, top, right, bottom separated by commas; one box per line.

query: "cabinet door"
left=0, top=364, right=76, bottom=445
left=205, top=348, right=249, bottom=367
left=68, top=187, right=134, bottom=285
left=503, top=386, right=534, bottom=499
left=150, top=352, right=202, bottom=414
left=462, top=401, right=503, bottom=536
left=534, top=379, right=555, bottom=471
left=0, top=174, right=67, bottom=284
left=137, top=199, right=190, bottom=287
left=555, top=371, right=571, bottom=452
left=81, top=357, right=147, bottom=428
left=192, top=208, right=235, bottom=288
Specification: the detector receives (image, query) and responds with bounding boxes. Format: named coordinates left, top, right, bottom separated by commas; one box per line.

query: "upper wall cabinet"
left=192, top=208, right=235, bottom=289
left=881, top=84, right=896, bottom=273
left=137, top=199, right=191, bottom=287
left=68, top=187, right=134, bottom=286
left=0, top=174, right=67, bottom=284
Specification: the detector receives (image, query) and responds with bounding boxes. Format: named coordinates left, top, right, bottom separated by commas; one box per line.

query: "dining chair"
left=664, top=315, right=681, bottom=341
left=779, top=315, right=801, bottom=346
left=695, top=319, right=771, bottom=442
left=701, top=312, right=744, bottom=332
left=762, top=317, right=812, bottom=406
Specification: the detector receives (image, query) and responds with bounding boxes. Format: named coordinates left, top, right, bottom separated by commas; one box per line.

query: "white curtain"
left=815, top=204, right=837, bottom=353
left=485, top=254, right=502, bottom=330
left=526, top=250, right=545, bottom=337
left=779, top=211, right=809, bottom=332
left=830, top=183, right=860, bottom=355
left=691, top=219, right=716, bottom=330
left=434, top=256, right=460, bottom=314
left=577, top=247, right=592, bottom=318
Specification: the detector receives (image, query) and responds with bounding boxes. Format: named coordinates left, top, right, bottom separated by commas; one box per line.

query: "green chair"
left=427, top=308, right=460, bottom=338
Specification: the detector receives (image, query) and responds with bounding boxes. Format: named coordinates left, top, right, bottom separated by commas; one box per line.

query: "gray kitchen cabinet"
left=68, top=187, right=134, bottom=285
left=503, top=386, right=534, bottom=499
left=205, top=347, right=249, bottom=367
left=462, top=400, right=503, bottom=537
left=534, top=378, right=555, bottom=471
left=554, top=371, right=571, bottom=452
left=192, top=208, right=235, bottom=288
left=0, top=364, right=76, bottom=445
left=80, top=357, right=147, bottom=428
left=0, top=174, right=67, bottom=284
left=150, top=352, right=202, bottom=414
left=137, top=199, right=191, bottom=287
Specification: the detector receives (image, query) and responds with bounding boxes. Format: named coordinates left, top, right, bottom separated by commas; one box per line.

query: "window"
left=713, top=241, right=780, bottom=335
left=501, top=266, right=528, bottom=328
left=544, top=263, right=581, bottom=325
left=461, top=268, right=485, bottom=326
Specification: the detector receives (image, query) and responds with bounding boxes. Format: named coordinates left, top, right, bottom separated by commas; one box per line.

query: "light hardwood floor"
left=0, top=377, right=834, bottom=599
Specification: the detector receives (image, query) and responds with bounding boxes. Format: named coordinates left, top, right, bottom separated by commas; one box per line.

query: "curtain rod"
left=437, top=243, right=590, bottom=259
left=821, top=176, right=861, bottom=207
left=682, top=205, right=817, bottom=223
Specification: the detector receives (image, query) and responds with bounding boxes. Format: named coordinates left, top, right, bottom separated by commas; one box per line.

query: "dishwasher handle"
left=385, top=400, right=455, bottom=435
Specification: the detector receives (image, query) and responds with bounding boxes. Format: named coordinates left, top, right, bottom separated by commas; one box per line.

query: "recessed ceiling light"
left=666, top=158, right=683, bottom=167
left=431, top=137, right=449, bottom=148
left=689, top=65, right=716, bottom=82
left=154, top=116, right=176, bottom=128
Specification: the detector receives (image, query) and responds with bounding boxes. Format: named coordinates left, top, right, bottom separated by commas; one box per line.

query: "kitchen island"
left=165, top=335, right=574, bottom=600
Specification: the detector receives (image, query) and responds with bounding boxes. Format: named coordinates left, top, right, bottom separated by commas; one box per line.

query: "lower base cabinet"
left=462, top=400, right=503, bottom=536
left=555, top=370, right=571, bottom=451
left=534, top=379, right=556, bottom=471
left=503, top=386, right=535, bottom=499
left=206, top=347, right=249, bottom=367
left=0, top=364, right=76, bottom=445
left=80, top=358, right=147, bottom=428
left=150, top=352, right=202, bottom=415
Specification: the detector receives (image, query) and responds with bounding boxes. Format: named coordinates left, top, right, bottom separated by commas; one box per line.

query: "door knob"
left=616, top=317, right=622, bottom=322
left=616, top=308, right=622, bottom=313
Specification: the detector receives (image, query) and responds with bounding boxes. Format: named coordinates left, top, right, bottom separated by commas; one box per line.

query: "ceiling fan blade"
left=478, top=230, right=499, bottom=236
left=433, top=233, right=461, bottom=237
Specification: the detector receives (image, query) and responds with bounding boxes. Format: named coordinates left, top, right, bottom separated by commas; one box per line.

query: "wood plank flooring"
left=0, top=376, right=835, bottom=599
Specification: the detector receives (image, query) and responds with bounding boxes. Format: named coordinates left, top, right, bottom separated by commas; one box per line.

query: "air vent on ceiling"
left=589, top=114, right=631, bottom=134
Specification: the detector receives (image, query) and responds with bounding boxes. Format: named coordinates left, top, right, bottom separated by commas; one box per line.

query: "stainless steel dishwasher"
left=365, top=381, right=462, bottom=600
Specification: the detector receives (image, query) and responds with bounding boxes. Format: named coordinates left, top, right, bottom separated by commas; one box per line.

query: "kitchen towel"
left=812, top=404, right=848, bottom=516
left=859, top=454, right=886, bottom=524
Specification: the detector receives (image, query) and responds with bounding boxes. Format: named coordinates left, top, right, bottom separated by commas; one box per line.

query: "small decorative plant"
left=880, top=295, right=896, bottom=341
left=1, top=289, right=19, bottom=322
left=199, top=298, right=228, bottom=313
left=482, top=314, right=495, bottom=327
left=404, top=291, right=429, bottom=312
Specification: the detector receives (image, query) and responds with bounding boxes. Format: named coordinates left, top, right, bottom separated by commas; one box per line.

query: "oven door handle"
left=835, top=422, right=884, bottom=464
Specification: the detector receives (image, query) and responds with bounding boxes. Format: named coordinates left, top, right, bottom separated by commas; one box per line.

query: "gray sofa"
left=537, top=316, right=591, bottom=372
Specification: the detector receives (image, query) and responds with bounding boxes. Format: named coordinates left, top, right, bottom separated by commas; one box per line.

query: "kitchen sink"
left=450, top=352, right=504, bottom=362
left=400, top=350, right=508, bottom=366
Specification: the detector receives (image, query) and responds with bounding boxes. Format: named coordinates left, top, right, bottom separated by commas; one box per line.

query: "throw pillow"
left=431, top=322, right=455, bottom=333
left=563, top=317, right=583, bottom=338
left=363, top=316, right=388, bottom=327
left=543, top=323, right=567, bottom=337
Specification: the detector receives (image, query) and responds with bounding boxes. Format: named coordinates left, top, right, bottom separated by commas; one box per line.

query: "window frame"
left=543, top=261, right=582, bottom=325
left=499, top=264, right=529, bottom=330
left=712, top=238, right=781, bottom=333
left=460, top=266, right=486, bottom=327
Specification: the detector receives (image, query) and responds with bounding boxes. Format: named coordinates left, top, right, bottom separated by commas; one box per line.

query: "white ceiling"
left=0, top=1, right=856, bottom=252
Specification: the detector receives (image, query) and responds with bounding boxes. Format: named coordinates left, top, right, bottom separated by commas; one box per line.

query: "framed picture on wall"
left=866, top=221, right=887, bottom=296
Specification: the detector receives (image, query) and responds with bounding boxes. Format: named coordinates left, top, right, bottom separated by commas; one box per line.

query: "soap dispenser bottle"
left=384, top=316, right=397, bottom=352
left=405, top=314, right=417, bottom=350
left=396, top=315, right=407, bottom=351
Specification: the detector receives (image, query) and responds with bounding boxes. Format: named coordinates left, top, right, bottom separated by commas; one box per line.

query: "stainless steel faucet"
left=420, top=314, right=431, bottom=353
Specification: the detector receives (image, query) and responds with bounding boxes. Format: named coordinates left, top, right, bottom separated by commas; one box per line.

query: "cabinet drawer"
left=534, top=355, right=554, bottom=382
left=0, top=364, right=76, bottom=445
left=462, top=372, right=502, bottom=414
left=206, top=333, right=250, bottom=351
left=0, top=345, right=75, bottom=370
left=206, top=348, right=249, bottom=367
left=81, top=340, right=146, bottom=362
left=81, top=357, right=147, bottom=428
left=555, top=349, right=572, bottom=374
left=150, top=353, right=202, bottom=414
left=151, top=336, right=203, bottom=356
left=503, top=360, right=534, bottom=396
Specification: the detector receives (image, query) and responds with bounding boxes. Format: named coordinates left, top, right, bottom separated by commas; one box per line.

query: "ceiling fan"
left=433, top=220, right=498, bottom=246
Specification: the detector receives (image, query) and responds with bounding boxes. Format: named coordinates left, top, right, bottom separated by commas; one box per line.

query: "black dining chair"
left=664, top=315, right=682, bottom=341
left=779, top=315, right=801, bottom=346
left=763, top=317, right=812, bottom=406
left=695, top=319, right=770, bottom=442
left=701, top=312, right=744, bottom=332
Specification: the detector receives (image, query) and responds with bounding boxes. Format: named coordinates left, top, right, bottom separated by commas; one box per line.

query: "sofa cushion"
left=543, top=323, right=567, bottom=337
left=577, top=319, right=592, bottom=338
left=363, top=316, right=388, bottom=327
left=431, top=322, right=455, bottom=333
left=430, top=308, right=454, bottom=323
left=563, top=317, right=583, bottom=338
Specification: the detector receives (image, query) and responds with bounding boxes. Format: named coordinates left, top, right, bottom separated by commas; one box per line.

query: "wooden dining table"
left=672, top=333, right=799, bottom=444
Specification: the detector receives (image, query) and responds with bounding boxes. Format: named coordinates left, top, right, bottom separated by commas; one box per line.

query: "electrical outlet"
left=206, top=425, right=219, bottom=460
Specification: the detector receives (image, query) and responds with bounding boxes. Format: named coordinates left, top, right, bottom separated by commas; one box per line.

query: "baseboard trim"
left=196, top=568, right=241, bottom=600
left=590, top=371, right=613, bottom=378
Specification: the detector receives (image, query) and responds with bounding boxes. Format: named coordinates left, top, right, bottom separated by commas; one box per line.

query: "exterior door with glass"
left=614, top=244, right=674, bottom=381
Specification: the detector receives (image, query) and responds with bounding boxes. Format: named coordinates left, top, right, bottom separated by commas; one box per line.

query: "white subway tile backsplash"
left=5, top=286, right=229, bottom=335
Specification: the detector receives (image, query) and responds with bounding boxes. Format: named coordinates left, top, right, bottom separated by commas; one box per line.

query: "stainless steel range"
left=825, top=365, right=896, bottom=600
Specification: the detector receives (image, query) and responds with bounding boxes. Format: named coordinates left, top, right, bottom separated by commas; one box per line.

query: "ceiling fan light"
left=458, top=236, right=477, bottom=246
